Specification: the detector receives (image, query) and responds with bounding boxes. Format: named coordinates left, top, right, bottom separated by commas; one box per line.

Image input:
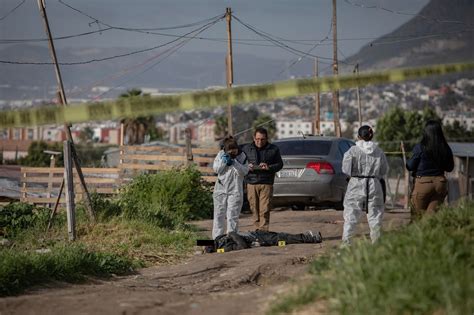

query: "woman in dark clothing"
left=406, top=120, right=454, bottom=220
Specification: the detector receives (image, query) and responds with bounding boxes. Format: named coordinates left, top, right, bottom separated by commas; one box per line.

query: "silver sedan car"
left=272, top=136, right=355, bottom=210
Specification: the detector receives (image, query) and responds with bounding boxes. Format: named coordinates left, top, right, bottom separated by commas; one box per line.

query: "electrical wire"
left=0, top=15, right=225, bottom=66
left=92, top=17, right=221, bottom=100
left=0, top=28, right=114, bottom=44
left=273, top=15, right=334, bottom=80
left=232, top=14, right=335, bottom=63
left=58, top=0, right=224, bottom=31
left=343, top=0, right=473, bottom=27
left=370, top=30, right=474, bottom=46
left=0, top=0, right=26, bottom=22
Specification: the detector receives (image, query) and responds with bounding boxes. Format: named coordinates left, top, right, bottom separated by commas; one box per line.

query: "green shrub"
left=87, top=192, right=122, bottom=221
left=0, top=244, right=134, bottom=296
left=0, top=203, right=50, bottom=237
left=270, top=202, right=474, bottom=315
left=119, top=166, right=213, bottom=229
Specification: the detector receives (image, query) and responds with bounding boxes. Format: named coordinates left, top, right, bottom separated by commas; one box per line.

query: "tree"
left=213, top=107, right=259, bottom=143
left=119, top=89, right=157, bottom=145
left=444, top=120, right=474, bottom=142
left=376, top=106, right=441, bottom=152
left=18, top=141, right=64, bottom=167
left=78, top=126, right=94, bottom=143
left=252, top=114, right=276, bottom=141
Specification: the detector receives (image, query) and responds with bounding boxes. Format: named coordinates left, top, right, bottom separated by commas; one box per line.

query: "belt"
left=351, top=175, right=377, bottom=212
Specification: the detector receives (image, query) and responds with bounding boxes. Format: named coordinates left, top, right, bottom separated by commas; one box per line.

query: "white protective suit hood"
left=356, top=140, right=376, bottom=155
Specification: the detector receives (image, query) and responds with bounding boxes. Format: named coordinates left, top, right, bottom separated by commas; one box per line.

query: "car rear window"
left=275, top=140, right=332, bottom=156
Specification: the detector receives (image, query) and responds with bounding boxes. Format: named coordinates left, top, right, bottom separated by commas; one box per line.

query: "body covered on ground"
left=212, top=230, right=322, bottom=252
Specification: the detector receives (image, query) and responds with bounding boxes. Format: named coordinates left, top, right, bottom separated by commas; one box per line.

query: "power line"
left=343, top=0, right=473, bottom=27
left=231, top=14, right=335, bottom=63
left=0, top=0, right=26, bottom=22
left=58, top=0, right=224, bottom=32
left=370, top=29, right=474, bottom=46
left=0, top=15, right=225, bottom=66
left=1, top=23, right=471, bottom=47
left=0, top=28, right=114, bottom=44
left=93, top=17, right=221, bottom=100
left=273, top=16, right=334, bottom=79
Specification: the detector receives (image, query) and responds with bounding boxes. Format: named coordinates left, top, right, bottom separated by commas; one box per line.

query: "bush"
left=119, top=166, right=213, bottom=229
left=0, top=203, right=50, bottom=237
left=0, top=244, right=134, bottom=296
left=87, top=192, right=122, bottom=221
left=270, top=202, right=474, bottom=315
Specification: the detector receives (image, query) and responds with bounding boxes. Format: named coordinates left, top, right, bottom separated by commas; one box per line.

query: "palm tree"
left=119, top=89, right=155, bottom=145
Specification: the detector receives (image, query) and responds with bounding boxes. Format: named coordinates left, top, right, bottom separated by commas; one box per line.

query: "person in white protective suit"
left=342, top=125, right=388, bottom=245
left=212, top=136, right=249, bottom=239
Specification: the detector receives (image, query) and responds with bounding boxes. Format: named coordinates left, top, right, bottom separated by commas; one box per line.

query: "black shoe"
left=305, top=230, right=323, bottom=243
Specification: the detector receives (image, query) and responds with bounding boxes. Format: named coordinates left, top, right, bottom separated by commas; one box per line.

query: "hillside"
left=0, top=45, right=298, bottom=101
left=343, top=0, right=473, bottom=71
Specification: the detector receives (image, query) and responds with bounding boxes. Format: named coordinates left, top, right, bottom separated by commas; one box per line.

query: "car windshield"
left=275, top=140, right=332, bottom=156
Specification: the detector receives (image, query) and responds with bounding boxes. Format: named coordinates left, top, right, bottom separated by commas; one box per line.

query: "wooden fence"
left=20, top=144, right=219, bottom=206
left=20, top=167, right=121, bottom=205
left=119, top=145, right=219, bottom=183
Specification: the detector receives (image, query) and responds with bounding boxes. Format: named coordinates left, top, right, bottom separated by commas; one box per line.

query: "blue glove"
left=221, top=153, right=233, bottom=166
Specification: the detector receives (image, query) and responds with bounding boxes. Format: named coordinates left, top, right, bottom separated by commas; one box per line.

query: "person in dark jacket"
left=212, top=229, right=323, bottom=252
left=241, top=127, right=283, bottom=231
left=406, top=120, right=454, bottom=220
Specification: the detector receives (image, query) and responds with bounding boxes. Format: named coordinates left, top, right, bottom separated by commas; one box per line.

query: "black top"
left=406, top=143, right=454, bottom=176
left=240, top=142, right=283, bottom=185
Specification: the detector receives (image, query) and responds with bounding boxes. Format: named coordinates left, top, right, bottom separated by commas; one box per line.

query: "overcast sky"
left=1, top=0, right=430, bottom=62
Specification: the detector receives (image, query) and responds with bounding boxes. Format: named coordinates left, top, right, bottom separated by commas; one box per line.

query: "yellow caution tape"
left=1, top=62, right=472, bottom=128
left=278, top=240, right=286, bottom=247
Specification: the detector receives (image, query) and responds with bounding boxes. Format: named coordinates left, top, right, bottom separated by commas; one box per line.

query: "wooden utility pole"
left=37, top=0, right=95, bottom=222
left=332, top=0, right=342, bottom=137
left=354, top=63, right=362, bottom=127
left=313, top=58, right=321, bottom=135
left=225, top=7, right=234, bottom=136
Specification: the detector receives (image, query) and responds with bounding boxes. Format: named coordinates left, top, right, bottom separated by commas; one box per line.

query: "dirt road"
left=0, top=208, right=410, bottom=315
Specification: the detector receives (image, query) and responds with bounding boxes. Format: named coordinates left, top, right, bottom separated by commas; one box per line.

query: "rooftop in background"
left=449, top=142, right=474, bottom=158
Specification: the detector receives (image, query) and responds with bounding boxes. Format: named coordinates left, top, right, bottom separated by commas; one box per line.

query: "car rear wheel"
left=334, top=201, right=344, bottom=211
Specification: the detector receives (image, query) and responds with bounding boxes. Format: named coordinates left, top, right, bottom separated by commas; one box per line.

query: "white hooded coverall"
left=212, top=150, right=249, bottom=239
left=342, top=140, right=388, bottom=244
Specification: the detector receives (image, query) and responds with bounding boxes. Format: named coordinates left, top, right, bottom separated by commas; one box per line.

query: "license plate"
left=278, top=169, right=299, bottom=178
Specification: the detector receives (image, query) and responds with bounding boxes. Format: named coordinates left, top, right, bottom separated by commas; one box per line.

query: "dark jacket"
left=241, top=142, right=283, bottom=185
left=214, top=230, right=322, bottom=252
left=406, top=143, right=454, bottom=176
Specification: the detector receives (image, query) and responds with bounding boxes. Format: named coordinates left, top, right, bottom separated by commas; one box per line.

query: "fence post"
left=394, top=174, right=401, bottom=207
left=47, top=154, right=56, bottom=208
left=185, top=127, right=193, bottom=165
left=400, top=141, right=409, bottom=210
left=63, top=140, right=76, bottom=241
left=21, top=169, right=27, bottom=202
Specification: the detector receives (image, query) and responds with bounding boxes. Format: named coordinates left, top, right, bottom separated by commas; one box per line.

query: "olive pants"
left=410, top=175, right=448, bottom=220
left=247, top=184, right=273, bottom=231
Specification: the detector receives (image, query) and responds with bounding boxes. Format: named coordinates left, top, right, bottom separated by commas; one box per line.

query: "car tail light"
left=306, top=162, right=335, bottom=174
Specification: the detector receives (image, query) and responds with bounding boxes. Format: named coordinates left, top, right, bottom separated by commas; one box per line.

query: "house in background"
left=447, top=142, right=474, bottom=203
